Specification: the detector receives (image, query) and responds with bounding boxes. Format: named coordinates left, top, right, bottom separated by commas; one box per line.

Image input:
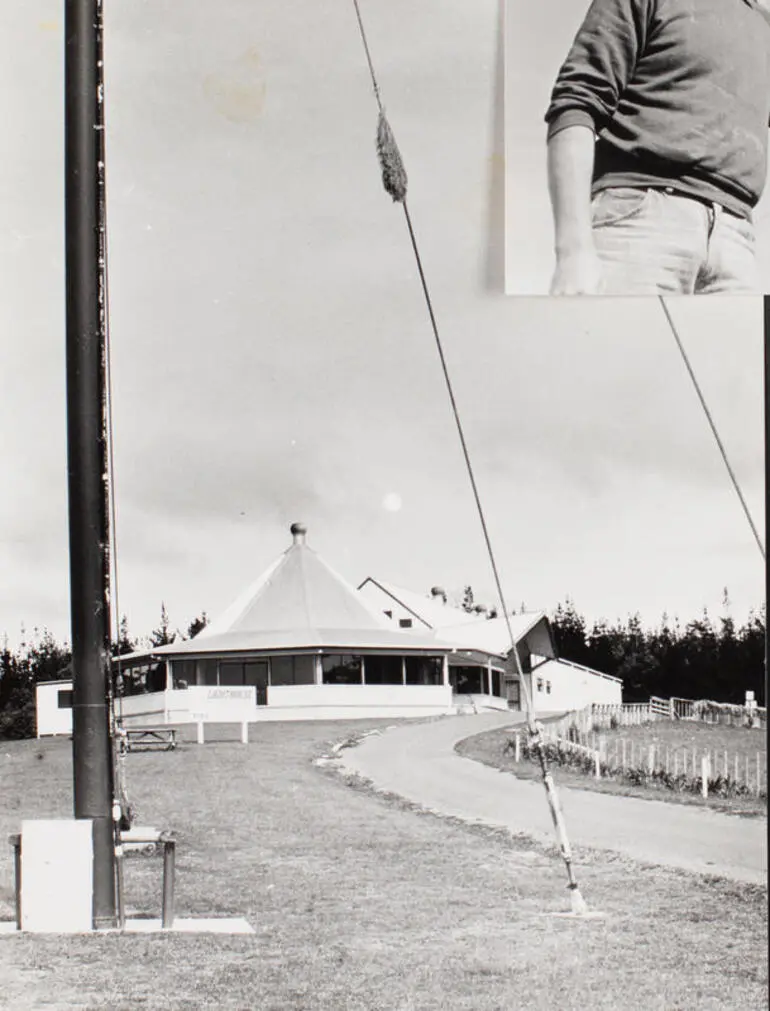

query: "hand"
left=549, top=248, right=604, bottom=296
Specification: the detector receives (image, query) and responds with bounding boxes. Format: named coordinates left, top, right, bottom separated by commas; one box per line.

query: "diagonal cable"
left=350, top=0, right=589, bottom=915
left=659, top=297, right=765, bottom=561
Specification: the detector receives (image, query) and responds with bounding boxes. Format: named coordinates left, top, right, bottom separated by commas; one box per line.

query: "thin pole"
left=65, top=0, right=116, bottom=929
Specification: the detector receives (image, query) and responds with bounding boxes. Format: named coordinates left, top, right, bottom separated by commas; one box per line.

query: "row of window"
left=115, top=656, right=513, bottom=694
left=536, top=677, right=552, bottom=694
left=155, top=654, right=447, bottom=689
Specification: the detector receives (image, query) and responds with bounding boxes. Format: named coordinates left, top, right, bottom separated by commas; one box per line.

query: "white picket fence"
left=519, top=696, right=768, bottom=798
left=513, top=723, right=767, bottom=798
left=564, top=696, right=767, bottom=732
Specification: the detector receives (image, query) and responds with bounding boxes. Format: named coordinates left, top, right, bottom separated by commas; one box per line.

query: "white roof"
left=358, top=577, right=495, bottom=629
left=433, top=612, right=553, bottom=658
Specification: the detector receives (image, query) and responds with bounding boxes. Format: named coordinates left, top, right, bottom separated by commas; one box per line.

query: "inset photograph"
left=505, top=0, right=770, bottom=296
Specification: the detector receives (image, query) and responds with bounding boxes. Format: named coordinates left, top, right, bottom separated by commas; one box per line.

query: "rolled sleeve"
left=546, top=107, right=598, bottom=141
left=545, top=0, right=653, bottom=131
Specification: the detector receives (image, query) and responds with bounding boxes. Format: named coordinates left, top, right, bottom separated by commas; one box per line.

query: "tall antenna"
left=64, top=0, right=116, bottom=929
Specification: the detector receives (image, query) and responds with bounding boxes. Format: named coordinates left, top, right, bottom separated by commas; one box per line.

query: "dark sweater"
left=545, top=0, right=770, bottom=218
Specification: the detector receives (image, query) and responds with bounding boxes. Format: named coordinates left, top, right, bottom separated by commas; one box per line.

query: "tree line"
left=0, top=596, right=765, bottom=739
left=549, top=597, right=765, bottom=707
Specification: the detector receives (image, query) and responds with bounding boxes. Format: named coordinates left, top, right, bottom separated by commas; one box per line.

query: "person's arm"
left=543, top=0, right=651, bottom=293
left=547, top=123, right=602, bottom=295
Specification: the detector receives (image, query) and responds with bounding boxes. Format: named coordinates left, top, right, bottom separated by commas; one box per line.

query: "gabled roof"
left=358, top=577, right=482, bottom=629
left=357, top=577, right=556, bottom=660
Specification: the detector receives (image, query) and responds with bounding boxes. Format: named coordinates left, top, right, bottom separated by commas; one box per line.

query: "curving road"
left=337, top=712, right=767, bottom=885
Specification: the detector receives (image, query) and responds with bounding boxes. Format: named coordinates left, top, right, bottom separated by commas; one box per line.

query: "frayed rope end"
left=376, top=110, right=407, bottom=203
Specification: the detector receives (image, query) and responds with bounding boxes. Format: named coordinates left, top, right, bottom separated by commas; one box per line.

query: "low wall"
left=257, top=683, right=452, bottom=720
left=119, top=683, right=452, bottom=724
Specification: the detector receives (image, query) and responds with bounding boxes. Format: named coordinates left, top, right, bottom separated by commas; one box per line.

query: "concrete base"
left=0, top=917, right=254, bottom=935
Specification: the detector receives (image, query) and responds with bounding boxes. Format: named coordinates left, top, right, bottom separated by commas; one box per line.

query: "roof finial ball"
left=290, top=522, right=307, bottom=545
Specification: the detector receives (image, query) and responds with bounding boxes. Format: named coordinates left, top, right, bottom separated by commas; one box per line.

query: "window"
left=491, top=670, right=502, bottom=697
left=199, top=659, right=218, bottom=686
left=270, top=655, right=315, bottom=686
left=384, top=610, right=393, bottom=619
left=536, top=677, right=544, bottom=692
left=321, top=654, right=362, bottom=685
left=363, top=655, right=403, bottom=685
left=220, top=662, right=245, bottom=686
left=398, top=618, right=413, bottom=628
left=173, top=660, right=195, bottom=689
left=121, top=663, right=165, bottom=696
left=405, top=656, right=443, bottom=686
left=546, top=681, right=551, bottom=695
left=451, top=666, right=484, bottom=694
left=244, top=662, right=268, bottom=687
left=57, top=689, right=73, bottom=709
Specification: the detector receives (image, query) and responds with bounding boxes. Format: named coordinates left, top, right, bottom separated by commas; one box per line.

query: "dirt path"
left=337, top=712, right=767, bottom=885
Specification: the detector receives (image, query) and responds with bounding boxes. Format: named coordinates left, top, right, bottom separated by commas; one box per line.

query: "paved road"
left=337, top=712, right=767, bottom=885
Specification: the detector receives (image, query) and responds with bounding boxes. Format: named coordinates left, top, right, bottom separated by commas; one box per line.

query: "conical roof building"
left=42, top=522, right=622, bottom=732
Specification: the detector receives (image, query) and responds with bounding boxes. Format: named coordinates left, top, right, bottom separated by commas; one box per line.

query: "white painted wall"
left=119, top=683, right=453, bottom=724
left=264, top=683, right=451, bottom=717
left=35, top=682, right=73, bottom=737
left=530, top=659, right=622, bottom=713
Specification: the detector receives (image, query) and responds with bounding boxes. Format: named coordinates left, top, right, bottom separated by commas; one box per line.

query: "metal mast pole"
left=64, top=0, right=116, bottom=929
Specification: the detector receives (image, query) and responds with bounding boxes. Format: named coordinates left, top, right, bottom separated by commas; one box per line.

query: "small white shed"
left=35, top=681, right=74, bottom=737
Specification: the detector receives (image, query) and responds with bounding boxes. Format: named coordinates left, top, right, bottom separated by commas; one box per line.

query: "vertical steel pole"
left=65, top=0, right=116, bottom=929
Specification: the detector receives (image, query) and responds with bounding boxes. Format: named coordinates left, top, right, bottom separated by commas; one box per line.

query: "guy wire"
left=659, top=297, right=765, bottom=561
left=351, top=0, right=588, bottom=913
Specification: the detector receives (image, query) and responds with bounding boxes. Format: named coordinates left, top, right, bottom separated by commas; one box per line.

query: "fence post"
left=757, top=753, right=762, bottom=797
left=241, top=721, right=248, bottom=745
left=669, top=697, right=675, bottom=719
left=514, top=732, right=520, bottom=763
left=701, top=754, right=709, bottom=798
left=621, top=739, right=627, bottom=769
left=196, top=721, right=204, bottom=745
left=594, top=749, right=601, bottom=780
left=647, top=744, right=655, bottom=774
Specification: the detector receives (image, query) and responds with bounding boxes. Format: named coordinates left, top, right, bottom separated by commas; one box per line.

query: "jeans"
left=590, top=187, right=758, bottom=295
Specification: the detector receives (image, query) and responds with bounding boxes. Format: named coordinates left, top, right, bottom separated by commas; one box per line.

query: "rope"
left=350, top=0, right=587, bottom=914
left=658, top=297, right=765, bottom=561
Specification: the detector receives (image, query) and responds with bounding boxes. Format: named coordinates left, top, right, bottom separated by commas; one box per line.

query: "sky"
left=0, top=0, right=765, bottom=652
left=505, top=0, right=770, bottom=295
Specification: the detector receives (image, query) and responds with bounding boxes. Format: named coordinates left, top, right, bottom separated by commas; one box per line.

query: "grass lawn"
left=457, top=721, right=768, bottom=817
left=0, top=721, right=767, bottom=1010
